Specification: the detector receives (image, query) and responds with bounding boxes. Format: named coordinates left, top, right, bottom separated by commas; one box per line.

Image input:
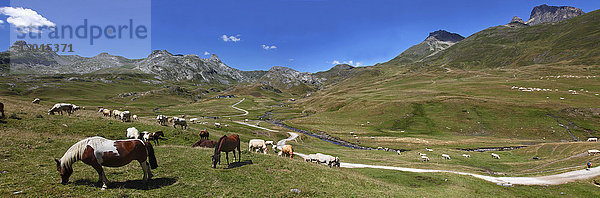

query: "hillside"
left=388, top=30, right=464, bottom=65
left=397, top=9, right=600, bottom=69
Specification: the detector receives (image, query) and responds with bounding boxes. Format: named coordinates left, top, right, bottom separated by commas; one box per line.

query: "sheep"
left=249, top=139, right=268, bottom=154
left=442, top=154, right=451, bottom=160
left=214, top=122, right=221, bottom=128
left=588, top=138, right=598, bottom=142
left=126, top=127, right=140, bottom=139
left=491, top=153, right=501, bottom=159
left=132, top=115, right=138, bottom=120
left=462, top=154, right=471, bottom=158
left=418, top=152, right=427, bottom=156
left=426, top=148, right=433, bottom=152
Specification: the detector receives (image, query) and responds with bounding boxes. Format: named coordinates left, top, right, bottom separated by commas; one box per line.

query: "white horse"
left=126, top=127, right=140, bottom=139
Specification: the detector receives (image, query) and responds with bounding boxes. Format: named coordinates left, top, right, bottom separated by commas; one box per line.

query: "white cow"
left=418, top=152, right=427, bottom=156
left=588, top=138, right=598, bottom=142
left=126, top=127, right=140, bottom=139
left=491, top=153, right=501, bottom=159
left=442, top=154, right=451, bottom=160
left=426, top=148, right=433, bottom=152
left=48, top=103, right=74, bottom=115
left=421, top=156, right=430, bottom=162
left=32, top=98, right=40, bottom=104
left=248, top=139, right=267, bottom=154
left=215, top=123, right=221, bottom=128
left=309, top=153, right=340, bottom=167
left=132, top=115, right=138, bottom=120
left=120, top=111, right=131, bottom=122
left=462, top=154, right=471, bottom=158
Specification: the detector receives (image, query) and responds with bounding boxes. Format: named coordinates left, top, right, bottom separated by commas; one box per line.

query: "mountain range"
left=0, top=4, right=596, bottom=90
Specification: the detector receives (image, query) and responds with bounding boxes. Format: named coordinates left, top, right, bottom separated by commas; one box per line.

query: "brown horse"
left=199, top=130, right=209, bottom=140
left=212, top=135, right=241, bottom=168
left=191, top=139, right=217, bottom=148
left=55, top=137, right=158, bottom=189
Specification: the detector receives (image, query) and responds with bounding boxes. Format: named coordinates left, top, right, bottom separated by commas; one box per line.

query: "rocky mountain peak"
left=209, top=54, right=221, bottom=63
left=331, top=64, right=354, bottom=71
left=426, top=30, right=465, bottom=43
left=526, top=4, right=584, bottom=26
left=511, top=16, right=525, bottom=24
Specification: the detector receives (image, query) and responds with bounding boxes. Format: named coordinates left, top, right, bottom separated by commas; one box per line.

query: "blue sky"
left=0, top=0, right=598, bottom=72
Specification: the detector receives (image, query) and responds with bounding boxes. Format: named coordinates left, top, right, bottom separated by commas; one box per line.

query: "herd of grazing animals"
left=5, top=98, right=569, bottom=191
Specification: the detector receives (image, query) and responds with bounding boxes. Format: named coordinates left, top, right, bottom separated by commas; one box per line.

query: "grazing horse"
left=144, top=131, right=166, bottom=146
left=199, top=130, right=209, bottom=140
left=54, top=137, right=158, bottom=189
left=212, top=135, right=241, bottom=168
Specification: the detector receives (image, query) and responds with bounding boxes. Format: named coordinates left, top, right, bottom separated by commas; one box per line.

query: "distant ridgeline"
left=387, top=4, right=597, bottom=69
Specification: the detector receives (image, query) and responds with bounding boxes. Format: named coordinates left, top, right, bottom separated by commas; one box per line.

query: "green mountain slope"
left=414, top=9, right=600, bottom=69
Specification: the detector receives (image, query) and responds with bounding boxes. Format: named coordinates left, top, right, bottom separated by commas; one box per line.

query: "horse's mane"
left=214, top=135, right=227, bottom=154
left=59, top=137, right=99, bottom=168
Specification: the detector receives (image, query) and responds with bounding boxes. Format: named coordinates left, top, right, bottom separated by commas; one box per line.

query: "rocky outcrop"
left=525, top=4, right=584, bottom=26
left=389, top=30, right=464, bottom=64
left=506, top=16, right=528, bottom=28
left=135, top=50, right=249, bottom=84
left=259, top=66, right=324, bottom=89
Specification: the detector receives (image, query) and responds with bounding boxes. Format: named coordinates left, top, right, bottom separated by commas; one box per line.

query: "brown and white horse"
left=212, top=135, right=241, bottom=168
left=55, top=137, right=158, bottom=189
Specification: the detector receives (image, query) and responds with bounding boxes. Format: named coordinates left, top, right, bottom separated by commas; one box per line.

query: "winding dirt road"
left=229, top=100, right=600, bottom=185
left=221, top=98, right=248, bottom=117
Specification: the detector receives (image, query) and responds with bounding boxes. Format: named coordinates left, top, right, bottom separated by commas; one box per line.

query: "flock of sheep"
left=417, top=148, right=500, bottom=162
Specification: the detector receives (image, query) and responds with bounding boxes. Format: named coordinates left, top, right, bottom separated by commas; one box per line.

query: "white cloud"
left=288, top=58, right=295, bottom=62
left=221, top=34, right=241, bottom=42
left=0, top=7, right=55, bottom=33
left=331, top=60, right=361, bottom=66
left=0, top=20, right=4, bottom=24
left=204, top=51, right=210, bottom=56
left=261, top=44, right=277, bottom=50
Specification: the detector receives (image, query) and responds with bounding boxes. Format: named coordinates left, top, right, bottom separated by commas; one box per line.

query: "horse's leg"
left=139, top=161, right=149, bottom=182
left=226, top=152, right=230, bottom=165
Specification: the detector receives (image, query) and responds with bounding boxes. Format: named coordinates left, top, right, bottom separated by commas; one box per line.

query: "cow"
left=48, top=103, right=74, bottom=115
left=171, top=117, right=187, bottom=129
left=248, top=139, right=267, bottom=154
left=32, top=98, right=40, bottom=104
left=280, top=145, right=293, bottom=158
left=156, top=115, right=168, bottom=126
left=120, top=111, right=131, bottom=122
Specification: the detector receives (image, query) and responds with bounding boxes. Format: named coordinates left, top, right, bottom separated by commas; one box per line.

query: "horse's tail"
left=146, top=142, right=158, bottom=169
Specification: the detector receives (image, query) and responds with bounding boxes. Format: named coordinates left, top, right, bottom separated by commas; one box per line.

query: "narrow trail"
left=229, top=101, right=600, bottom=186
left=221, top=98, right=248, bottom=117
